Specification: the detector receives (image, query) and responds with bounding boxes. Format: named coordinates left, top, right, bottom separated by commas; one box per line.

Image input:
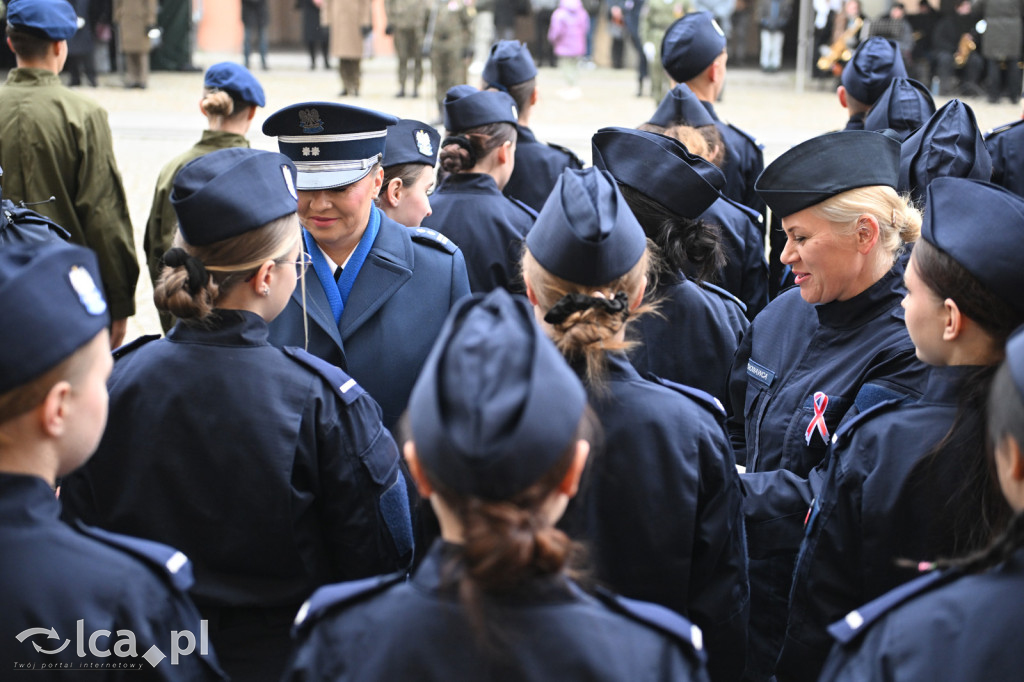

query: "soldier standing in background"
left=297, top=0, right=332, bottom=69
left=324, top=0, right=373, bottom=96
left=642, top=0, right=690, bottom=103
left=386, top=0, right=429, bottom=97
left=425, top=0, right=476, bottom=121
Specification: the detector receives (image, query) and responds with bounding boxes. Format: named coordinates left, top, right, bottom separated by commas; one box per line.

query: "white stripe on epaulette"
left=340, top=378, right=357, bottom=393
left=165, top=551, right=188, bottom=574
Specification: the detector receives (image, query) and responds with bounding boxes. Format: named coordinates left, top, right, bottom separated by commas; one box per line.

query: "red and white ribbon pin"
left=805, top=391, right=830, bottom=445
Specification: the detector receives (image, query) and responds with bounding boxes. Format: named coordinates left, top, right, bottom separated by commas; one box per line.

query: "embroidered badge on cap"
left=711, top=18, right=725, bottom=36
left=299, top=108, right=324, bottom=134
left=68, top=265, right=107, bottom=316
left=511, top=104, right=519, bottom=121
left=281, top=165, right=298, bottom=200
left=415, top=129, right=434, bottom=157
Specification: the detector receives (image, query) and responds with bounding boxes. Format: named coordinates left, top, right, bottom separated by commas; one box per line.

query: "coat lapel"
left=339, top=216, right=414, bottom=340
left=292, top=273, right=344, bottom=349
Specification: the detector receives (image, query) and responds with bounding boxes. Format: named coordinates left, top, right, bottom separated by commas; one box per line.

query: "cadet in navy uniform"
left=378, top=119, right=441, bottom=228
left=729, top=130, right=927, bottom=680
left=591, top=126, right=747, bottom=404
left=986, top=107, right=1024, bottom=198
left=262, top=103, right=471, bottom=428
left=0, top=241, right=224, bottom=680
left=522, top=168, right=749, bottom=682
left=421, top=85, right=537, bottom=293
left=861, top=76, right=935, bottom=140
left=836, top=36, right=907, bottom=131
left=284, top=288, right=710, bottom=682
left=481, top=40, right=584, bottom=212
left=59, top=149, right=412, bottom=682
left=661, top=13, right=766, bottom=222
left=818, top=327, right=1024, bottom=681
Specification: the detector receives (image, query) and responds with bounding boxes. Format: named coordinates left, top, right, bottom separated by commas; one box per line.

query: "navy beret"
left=0, top=241, right=108, bottom=394
left=443, top=85, right=518, bottom=133
left=1007, top=327, right=1024, bottom=404
left=592, top=126, right=725, bottom=219
left=263, top=102, right=398, bottom=190
left=922, top=177, right=1024, bottom=317
left=647, top=83, right=717, bottom=128
left=408, top=288, right=587, bottom=500
left=899, top=99, right=991, bottom=203
left=841, top=37, right=908, bottom=105
left=383, top=119, right=441, bottom=168
left=755, top=130, right=901, bottom=218
left=171, top=148, right=298, bottom=246
left=204, top=62, right=265, bottom=108
left=863, top=77, right=935, bottom=141
left=482, top=40, right=538, bottom=90
left=527, top=167, right=647, bottom=286
left=661, top=12, right=727, bottom=84
left=7, top=0, right=77, bottom=41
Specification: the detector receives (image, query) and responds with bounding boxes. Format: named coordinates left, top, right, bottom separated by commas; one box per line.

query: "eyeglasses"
left=280, top=251, right=313, bottom=278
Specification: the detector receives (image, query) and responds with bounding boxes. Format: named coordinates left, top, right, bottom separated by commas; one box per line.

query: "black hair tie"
left=544, top=291, right=630, bottom=325
left=162, top=247, right=209, bottom=295
left=441, top=135, right=477, bottom=168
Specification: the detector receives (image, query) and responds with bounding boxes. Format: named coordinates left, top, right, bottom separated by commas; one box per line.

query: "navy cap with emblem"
left=1007, top=327, right=1024, bottom=404
left=922, top=177, right=1024, bottom=318
left=526, top=167, right=646, bottom=286
left=755, top=130, right=901, bottom=218
left=899, top=99, right=991, bottom=203
left=7, top=0, right=78, bottom=41
left=408, top=288, right=587, bottom=500
left=482, top=40, right=538, bottom=90
left=0, top=241, right=109, bottom=394
left=863, top=77, right=935, bottom=141
left=204, top=62, right=266, bottom=108
left=171, top=147, right=298, bottom=246
left=592, top=126, right=725, bottom=219
left=443, top=85, right=519, bottom=133
left=661, top=12, right=727, bottom=85
left=262, top=102, right=399, bottom=190
left=647, top=83, right=717, bottom=128
left=841, top=37, right=908, bottom=105
left=383, top=119, right=441, bottom=168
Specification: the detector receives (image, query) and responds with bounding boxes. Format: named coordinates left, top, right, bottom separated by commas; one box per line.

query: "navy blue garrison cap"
left=7, top=0, right=78, bottom=41
left=661, top=12, right=727, bottom=84
left=482, top=40, right=538, bottom=90
left=841, top=37, right=908, bottom=105
left=443, top=85, right=519, bottom=133
left=408, top=288, right=587, bottom=500
left=756, top=130, right=901, bottom=218
left=899, top=99, right=991, bottom=203
left=592, top=126, right=725, bottom=219
left=0, top=241, right=108, bottom=394
left=383, top=119, right=440, bottom=168
left=1007, top=327, right=1024, bottom=403
left=527, top=167, right=646, bottom=286
left=922, top=177, right=1024, bottom=317
left=647, top=83, right=716, bottom=128
left=263, top=102, right=398, bottom=190
left=863, top=77, right=935, bottom=141
left=204, top=62, right=265, bottom=108
left=171, top=148, right=298, bottom=246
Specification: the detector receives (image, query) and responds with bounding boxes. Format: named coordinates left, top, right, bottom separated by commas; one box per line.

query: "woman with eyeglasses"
left=60, top=148, right=413, bottom=682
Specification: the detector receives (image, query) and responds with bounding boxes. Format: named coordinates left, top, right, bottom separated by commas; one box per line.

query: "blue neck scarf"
left=303, top=205, right=381, bottom=325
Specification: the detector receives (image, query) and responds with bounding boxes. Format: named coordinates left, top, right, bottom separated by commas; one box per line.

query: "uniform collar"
left=924, top=365, right=990, bottom=404
left=6, top=67, right=61, bottom=86
left=700, top=99, right=721, bottom=121
left=437, top=172, right=502, bottom=195
left=167, top=309, right=271, bottom=346
left=815, top=262, right=905, bottom=329
left=0, top=473, right=59, bottom=526
left=570, top=350, right=641, bottom=384
left=516, top=124, right=538, bottom=144
left=198, top=129, right=251, bottom=147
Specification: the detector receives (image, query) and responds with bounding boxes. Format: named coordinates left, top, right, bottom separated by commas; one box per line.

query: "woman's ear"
left=497, top=140, right=513, bottom=166
left=557, top=440, right=591, bottom=498
left=942, top=297, right=963, bottom=342
left=253, top=259, right=276, bottom=296
left=855, top=214, right=881, bottom=254
left=383, top=178, right=403, bottom=208
left=403, top=441, right=434, bottom=497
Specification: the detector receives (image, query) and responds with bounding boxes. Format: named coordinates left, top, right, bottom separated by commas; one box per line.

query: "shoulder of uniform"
left=281, top=346, right=366, bottom=405
left=645, top=373, right=726, bottom=418
left=410, top=226, right=459, bottom=255
left=544, top=141, right=584, bottom=168
left=293, top=572, right=407, bottom=634
left=73, top=520, right=195, bottom=591
left=717, top=195, right=764, bottom=226
left=592, top=587, right=707, bottom=661
left=1, top=199, right=71, bottom=242
left=725, top=122, right=765, bottom=151
left=830, top=394, right=905, bottom=447
left=508, top=196, right=539, bottom=218
left=695, top=280, right=748, bottom=315
left=112, top=334, right=161, bottom=360
left=985, top=118, right=1024, bottom=139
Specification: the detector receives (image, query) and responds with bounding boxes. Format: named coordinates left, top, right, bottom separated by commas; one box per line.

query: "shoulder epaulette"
left=292, top=572, right=406, bottom=633
left=717, top=194, right=764, bottom=226
left=592, top=587, right=707, bottom=661
left=282, top=346, right=365, bottom=405
left=508, top=196, right=539, bottom=218
left=726, top=122, right=765, bottom=151
left=696, top=280, right=747, bottom=315
left=985, top=118, right=1024, bottom=139
left=545, top=141, right=584, bottom=168
left=113, top=334, right=161, bottom=360
left=73, top=520, right=194, bottom=591
left=411, top=226, right=458, bottom=255
left=646, top=373, right=726, bottom=418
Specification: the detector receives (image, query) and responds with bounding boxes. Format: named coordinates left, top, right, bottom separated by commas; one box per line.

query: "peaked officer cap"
left=443, top=85, right=519, bottom=133
left=482, top=40, right=538, bottom=90
left=0, top=241, right=109, bottom=394
left=648, top=83, right=717, bottom=128
left=1007, top=327, right=1024, bottom=404
left=841, top=37, right=908, bottom=105
left=6, top=0, right=77, bottom=41
left=263, top=102, right=398, bottom=190
left=204, top=62, right=266, bottom=108
left=922, top=178, right=1024, bottom=317
left=592, top=127, right=725, bottom=219
left=408, top=288, right=587, bottom=500
left=899, top=99, right=992, bottom=203
left=863, top=77, right=935, bottom=141
left=383, top=119, right=441, bottom=168
left=755, top=130, right=901, bottom=218
left=661, top=12, right=727, bottom=84
left=171, top=148, right=298, bottom=246
left=527, top=167, right=646, bottom=286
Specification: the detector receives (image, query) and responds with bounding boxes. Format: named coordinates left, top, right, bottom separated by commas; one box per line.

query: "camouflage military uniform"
left=387, top=0, right=430, bottom=96
left=643, top=0, right=691, bottom=102
left=427, top=0, right=476, bottom=115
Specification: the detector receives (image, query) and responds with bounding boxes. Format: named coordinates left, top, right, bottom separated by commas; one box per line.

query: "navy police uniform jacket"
left=843, top=113, right=866, bottom=131
left=986, top=118, right=1024, bottom=198
left=267, top=211, right=471, bottom=428
left=700, top=197, right=770, bottom=319
left=559, top=353, right=749, bottom=682
left=701, top=100, right=766, bottom=221
left=0, top=473, right=225, bottom=679
left=503, top=124, right=584, bottom=211
left=628, top=273, right=748, bottom=404
left=283, top=540, right=711, bottom=681
left=818, top=553, right=1024, bottom=681
left=421, top=172, right=537, bottom=293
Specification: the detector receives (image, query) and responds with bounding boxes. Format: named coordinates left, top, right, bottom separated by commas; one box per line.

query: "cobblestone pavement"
left=83, top=50, right=1020, bottom=338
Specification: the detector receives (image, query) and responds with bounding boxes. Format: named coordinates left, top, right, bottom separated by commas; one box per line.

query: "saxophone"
left=818, top=17, right=864, bottom=75
left=954, top=32, right=976, bottom=67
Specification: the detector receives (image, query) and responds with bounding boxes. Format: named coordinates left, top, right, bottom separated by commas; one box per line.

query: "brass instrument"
left=954, top=33, right=976, bottom=68
left=817, top=17, right=863, bottom=75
